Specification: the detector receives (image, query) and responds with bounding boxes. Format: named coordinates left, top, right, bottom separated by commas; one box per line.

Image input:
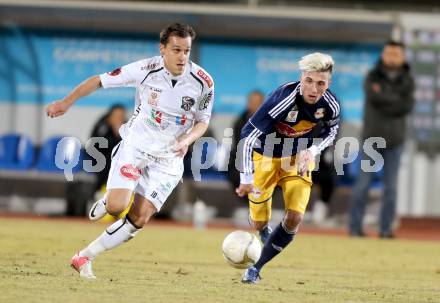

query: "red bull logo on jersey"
left=120, top=164, right=141, bottom=181
left=275, top=120, right=316, bottom=138
left=250, top=187, right=263, bottom=199
left=197, top=69, right=213, bottom=88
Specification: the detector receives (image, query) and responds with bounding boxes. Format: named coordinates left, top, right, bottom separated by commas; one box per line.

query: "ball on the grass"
left=222, top=230, right=262, bottom=269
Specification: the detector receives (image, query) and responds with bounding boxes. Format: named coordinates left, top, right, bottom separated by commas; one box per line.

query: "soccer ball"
left=222, top=230, right=262, bottom=269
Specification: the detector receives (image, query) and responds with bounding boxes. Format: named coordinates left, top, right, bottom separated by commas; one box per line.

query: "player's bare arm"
left=46, top=75, right=102, bottom=118
left=297, top=149, right=313, bottom=177
left=173, top=121, right=208, bottom=157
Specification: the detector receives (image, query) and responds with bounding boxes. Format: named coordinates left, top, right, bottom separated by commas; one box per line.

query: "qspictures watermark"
left=55, top=130, right=386, bottom=182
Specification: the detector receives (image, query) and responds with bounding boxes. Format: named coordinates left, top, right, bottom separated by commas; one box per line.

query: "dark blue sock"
left=253, top=222, right=295, bottom=271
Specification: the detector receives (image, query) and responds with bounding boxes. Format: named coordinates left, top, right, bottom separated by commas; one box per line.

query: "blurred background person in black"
left=349, top=41, right=414, bottom=238
left=90, top=104, right=127, bottom=193
left=227, top=90, right=264, bottom=191
left=66, top=104, right=127, bottom=217
left=310, top=147, right=337, bottom=225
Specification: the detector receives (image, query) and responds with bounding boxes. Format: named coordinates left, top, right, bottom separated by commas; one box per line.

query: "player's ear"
left=159, top=43, right=165, bottom=55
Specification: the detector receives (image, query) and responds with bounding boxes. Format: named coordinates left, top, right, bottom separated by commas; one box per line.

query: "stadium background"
left=0, top=0, right=440, bottom=222
left=1, top=1, right=440, bottom=302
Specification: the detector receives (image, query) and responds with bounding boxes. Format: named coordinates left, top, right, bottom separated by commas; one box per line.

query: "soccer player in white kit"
left=46, top=23, right=214, bottom=279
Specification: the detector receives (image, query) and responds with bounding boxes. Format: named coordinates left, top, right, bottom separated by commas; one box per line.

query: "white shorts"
left=106, top=141, right=184, bottom=211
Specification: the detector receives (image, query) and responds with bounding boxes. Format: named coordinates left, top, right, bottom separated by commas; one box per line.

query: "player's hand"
left=46, top=100, right=71, bottom=118
left=297, top=149, right=313, bottom=177
left=173, top=138, right=189, bottom=157
left=236, top=183, right=253, bottom=197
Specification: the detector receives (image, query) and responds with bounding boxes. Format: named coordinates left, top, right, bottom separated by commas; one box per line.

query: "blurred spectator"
left=349, top=41, right=415, bottom=238
left=183, top=126, right=216, bottom=179
left=172, top=126, right=216, bottom=220
left=66, top=104, right=126, bottom=216
left=90, top=104, right=127, bottom=192
left=310, top=147, right=336, bottom=225
left=227, top=90, right=264, bottom=190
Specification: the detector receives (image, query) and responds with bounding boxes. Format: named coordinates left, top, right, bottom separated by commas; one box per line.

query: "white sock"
left=79, top=216, right=141, bottom=260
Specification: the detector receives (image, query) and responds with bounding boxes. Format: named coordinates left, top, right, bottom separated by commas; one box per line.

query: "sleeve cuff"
left=99, top=74, right=109, bottom=89
left=240, top=172, right=254, bottom=184
left=309, top=145, right=320, bottom=157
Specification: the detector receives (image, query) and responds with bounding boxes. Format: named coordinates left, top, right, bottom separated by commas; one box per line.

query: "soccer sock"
left=259, top=223, right=270, bottom=232
left=79, top=215, right=141, bottom=260
left=258, top=224, right=272, bottom=243
left=253, top=221, right=296, bottom=271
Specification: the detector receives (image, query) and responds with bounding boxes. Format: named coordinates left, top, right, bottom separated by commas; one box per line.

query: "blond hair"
left=298, top=52, right=334, bottom=73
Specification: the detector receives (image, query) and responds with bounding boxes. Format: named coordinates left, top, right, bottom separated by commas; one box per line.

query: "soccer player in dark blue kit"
left=236, top=53, right=340, bottom=284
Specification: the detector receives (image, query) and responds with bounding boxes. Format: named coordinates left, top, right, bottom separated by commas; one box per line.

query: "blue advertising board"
left=0, top=28, right=157, bottom=107
left=200, top=42, right=381, bottom=123
left=0, top=27, right=382, bottom=123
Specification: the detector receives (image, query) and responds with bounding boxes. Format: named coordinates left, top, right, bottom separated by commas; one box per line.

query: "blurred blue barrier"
left=0, top=133, right=35, bottom=170
left=36, top=136, right=83, bottom=173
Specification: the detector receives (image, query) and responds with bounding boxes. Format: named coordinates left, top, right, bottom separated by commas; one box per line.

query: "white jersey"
left=99, top=55, right=214, bottom=158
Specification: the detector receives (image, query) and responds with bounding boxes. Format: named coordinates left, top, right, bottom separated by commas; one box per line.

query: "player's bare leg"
left=89, top=188, right=132, bottom=221
left=250, top=219, right=272, bottom=244
left=126, top=193, right=157, bottom=228
left=282, top=210, right=303, bottom=233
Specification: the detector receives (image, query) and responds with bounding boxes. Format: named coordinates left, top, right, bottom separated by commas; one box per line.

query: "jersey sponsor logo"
left=150, top=191, right=158, bottom=198
left=159, top=182, right=173, bottom=195
left=150, top=109, right=162, bottom=124
left=148, top=88, right=161, bottom=106
left=285, top=108, right=299, bottom=123
left=175, top=114, right=187, bottom=125
left=107, top=67, right=122, bottom=76
left=146, top=109, right=167, bottom=129
left=198, top=91, right=213, bottom=110
left=275, top=120, right=315, bottom=138
left=144, top=153, right=160, bottom=163
left=120, top=164, right=141, bottom=181
left=314, top=108, right=325, bottom=119
left=149, top=92, right=158, bottom=106
left=141, top=63, right=159, bottom=71
left=181, top=96, right=195, bottom=111
left=128, top=104, right=141, bottom=128
left=197, top=69, right=213, bottom=88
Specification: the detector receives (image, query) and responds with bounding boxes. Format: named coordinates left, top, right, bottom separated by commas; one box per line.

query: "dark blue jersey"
left=239, top=81, right=340, bottom=175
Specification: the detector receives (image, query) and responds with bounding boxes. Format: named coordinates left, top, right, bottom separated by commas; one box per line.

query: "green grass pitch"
left=0, top=217, right=439, bottom=303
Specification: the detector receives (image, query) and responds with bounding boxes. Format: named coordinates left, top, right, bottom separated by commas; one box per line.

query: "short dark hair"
left=160, top=23, right=196, bottom=45
left=385, top=40, right=405, bottom=49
